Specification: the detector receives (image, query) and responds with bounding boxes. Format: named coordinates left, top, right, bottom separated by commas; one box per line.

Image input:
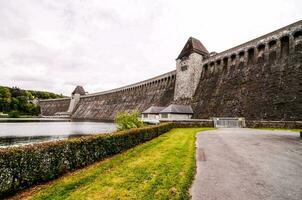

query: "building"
left=159, top=104, right=193, bottom=120
left=141, top=106, right=165, bottom=120
left=142, top=104, right=194, bottom=121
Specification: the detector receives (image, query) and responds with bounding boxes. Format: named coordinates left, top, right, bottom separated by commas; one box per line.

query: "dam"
left=39, top=20, right=302, bottom=121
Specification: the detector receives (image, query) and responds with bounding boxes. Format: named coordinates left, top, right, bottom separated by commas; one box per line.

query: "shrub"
left=8, top=110, right=20, bottom=118
left=0, top=123, right=175, bottom=198
left=115, top=111, right=144, bottom=131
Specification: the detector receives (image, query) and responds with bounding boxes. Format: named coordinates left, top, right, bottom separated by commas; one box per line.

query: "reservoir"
left=0, top=121, right=116, bottom=147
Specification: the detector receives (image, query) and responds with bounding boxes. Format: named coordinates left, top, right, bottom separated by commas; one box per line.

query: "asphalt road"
left=191, top=128, right=302, bottom=200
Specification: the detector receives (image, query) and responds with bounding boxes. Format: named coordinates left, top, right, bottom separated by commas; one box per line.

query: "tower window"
left=181, top=65, right=188, bottom=71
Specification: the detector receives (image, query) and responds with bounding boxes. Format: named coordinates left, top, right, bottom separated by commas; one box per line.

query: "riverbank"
left=9, top=128, right=213, bottom=200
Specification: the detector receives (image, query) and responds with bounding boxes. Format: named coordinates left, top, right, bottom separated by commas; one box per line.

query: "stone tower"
left=174, top=37, right=209, bottom=101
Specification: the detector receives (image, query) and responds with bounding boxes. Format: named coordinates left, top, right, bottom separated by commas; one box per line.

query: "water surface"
left=0, top=121, right=116, bottom=147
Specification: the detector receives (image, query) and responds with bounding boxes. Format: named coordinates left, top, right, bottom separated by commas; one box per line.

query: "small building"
left=141, top=106, right=165, bottom=119
left=159, top=104, right=193, bottom=120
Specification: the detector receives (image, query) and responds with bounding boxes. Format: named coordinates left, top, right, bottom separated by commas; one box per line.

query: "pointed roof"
left=177, top=37, right=209, bottom=59
left=142, top=106, right=165, bottom=114
left=72, top=86, right=85, bottom=95
left=160, top=104, right=193, bottom=114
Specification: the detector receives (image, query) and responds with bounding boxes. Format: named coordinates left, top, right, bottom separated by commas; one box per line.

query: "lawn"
left=13, top=128, right=213, bottom=200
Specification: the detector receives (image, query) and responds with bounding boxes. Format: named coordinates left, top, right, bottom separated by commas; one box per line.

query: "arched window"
left=248, top=48, right=255, bottom=64
left=294, top=30, right=302, bottom=40
left=223, top=57, right=228, bottom=67
left=269, top=40, right=276, bottom=49
left=280, top=36, right=289, bottom=57
left=204, top=64, right=208, bottom=72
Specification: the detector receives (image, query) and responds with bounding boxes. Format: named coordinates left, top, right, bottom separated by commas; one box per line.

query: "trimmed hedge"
left=0, top=123, right=175, bottom=198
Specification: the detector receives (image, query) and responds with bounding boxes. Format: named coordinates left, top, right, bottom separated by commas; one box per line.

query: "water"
left=0, top=121, right=116, bottom=147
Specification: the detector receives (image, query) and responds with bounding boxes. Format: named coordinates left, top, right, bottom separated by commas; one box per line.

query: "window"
left=280, top=36, right=289, bottom=57
left=181, top=65, right=188, bottom=71
left=204, top=64, right=208, bottom=71
left=161, top=113, right=168, bottom=118
left=239, top=51, right=245, bottom=57
left=143, top=114, right=148, bottom=118
left=269, top=40, right=277, bottom=49
left=248, top=48, right=255, bottom=64
left=294, top=30, right=302, bottom=40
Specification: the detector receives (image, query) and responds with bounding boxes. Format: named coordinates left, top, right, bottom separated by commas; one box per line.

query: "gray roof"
left=177, top=37, right=209, bottom=59
left=160, top=104, right=193, bottom=114
left=142, top=106, right=165, bottom=114
left=72, top=86, right=86, bottom=95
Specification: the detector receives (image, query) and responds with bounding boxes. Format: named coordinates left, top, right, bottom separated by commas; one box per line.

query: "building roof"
left=177, top=37, right=209, bottom=60
left=160, top=104, right=193, bottom=114
left=72, top=86, right=86, bottom=95
left=142, top=106, right=165, bottom=114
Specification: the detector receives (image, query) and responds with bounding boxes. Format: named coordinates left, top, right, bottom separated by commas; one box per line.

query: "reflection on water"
left=0, top=122, right=116, bottom=147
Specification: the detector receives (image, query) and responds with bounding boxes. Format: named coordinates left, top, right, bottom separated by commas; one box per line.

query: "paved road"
left=191, top=128, right=302, bottom=200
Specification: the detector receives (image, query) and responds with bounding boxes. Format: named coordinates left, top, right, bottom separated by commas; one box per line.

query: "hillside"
left=0, top=86, right=65, bottom=117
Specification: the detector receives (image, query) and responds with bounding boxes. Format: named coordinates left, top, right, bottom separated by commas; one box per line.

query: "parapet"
left=81, top=70, right=177, bottom=98
left=201, top=20, right=302, bottom=74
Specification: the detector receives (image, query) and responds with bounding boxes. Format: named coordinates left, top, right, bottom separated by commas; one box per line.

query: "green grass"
left=256, top=128, right=301, bottom=132
left=21, top=128, right=213, bottom=200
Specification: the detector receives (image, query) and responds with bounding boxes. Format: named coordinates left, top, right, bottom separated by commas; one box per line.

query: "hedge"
left=0, top=123, right=175, bottom=198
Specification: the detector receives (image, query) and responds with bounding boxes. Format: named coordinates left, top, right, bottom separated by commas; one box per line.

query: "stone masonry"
left=39, top=20, right=302, bottom=121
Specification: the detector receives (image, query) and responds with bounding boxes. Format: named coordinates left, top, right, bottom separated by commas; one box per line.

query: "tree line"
left=0, top=86, right=64, bottom=117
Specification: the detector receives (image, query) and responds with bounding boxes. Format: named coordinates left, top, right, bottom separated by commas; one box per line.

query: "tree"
left=115, top=111, right=144, bottom=131
left=0, top=85, right=63, bottom=116
left=0, top=87, right=11, bottom=112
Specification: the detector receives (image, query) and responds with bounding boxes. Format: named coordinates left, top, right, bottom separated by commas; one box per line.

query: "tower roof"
left=177, top=37, right=209, bottom=59
left=72, top=86, right=86, bottom=95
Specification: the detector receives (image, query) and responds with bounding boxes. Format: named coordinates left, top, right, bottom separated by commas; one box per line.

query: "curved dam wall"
left=39, top=21, right=302, bottom=121
left=39, top=98, right=71, bottom=116
left=189, top=21, right=302, bottom=120
left=72, top=71, right=176, bottom=120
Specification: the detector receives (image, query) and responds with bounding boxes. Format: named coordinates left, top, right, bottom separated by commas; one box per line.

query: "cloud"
left=0, top=0, right=301, bottom=95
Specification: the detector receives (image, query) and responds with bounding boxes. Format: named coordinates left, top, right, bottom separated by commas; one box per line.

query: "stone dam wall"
left=39, top=21, right=302, bottom=121
left=190, top=21, right=302, bottom=120
left=72, top=71, right=176, bottom=120
left=39, top=98, right=71, bottom=116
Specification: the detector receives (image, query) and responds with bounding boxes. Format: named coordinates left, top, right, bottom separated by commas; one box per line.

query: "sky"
left=0, top=0, right=301, bottom=96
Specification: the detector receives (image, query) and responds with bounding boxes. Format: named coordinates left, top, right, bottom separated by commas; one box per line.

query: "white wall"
left=142, top=114, right=160, bottom=119
left=160, top=113, right=192, bottom=119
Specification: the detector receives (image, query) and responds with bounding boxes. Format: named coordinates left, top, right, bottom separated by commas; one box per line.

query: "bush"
left=8, top=110, right=20, bottom=118
left=115, top=111, right=144, bottom=131
left=0, top=123, right=175, bottom=198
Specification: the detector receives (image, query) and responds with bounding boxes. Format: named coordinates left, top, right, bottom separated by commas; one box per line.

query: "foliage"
left=115, top=111, right=144, bottom=131
left=0, top=86, right=63, bottom=116
left=21, top=128, right=214, bottom=200
left=8, top=110, right=20, bottom=118
left=0, top=123, right=176, bottom=198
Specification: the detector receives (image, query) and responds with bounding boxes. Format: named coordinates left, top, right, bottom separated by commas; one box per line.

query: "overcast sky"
left=0, top=0, right=301, bottom=95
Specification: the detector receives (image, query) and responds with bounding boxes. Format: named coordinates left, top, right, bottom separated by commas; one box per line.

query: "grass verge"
left=12, top=127, right=213, bottom=200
